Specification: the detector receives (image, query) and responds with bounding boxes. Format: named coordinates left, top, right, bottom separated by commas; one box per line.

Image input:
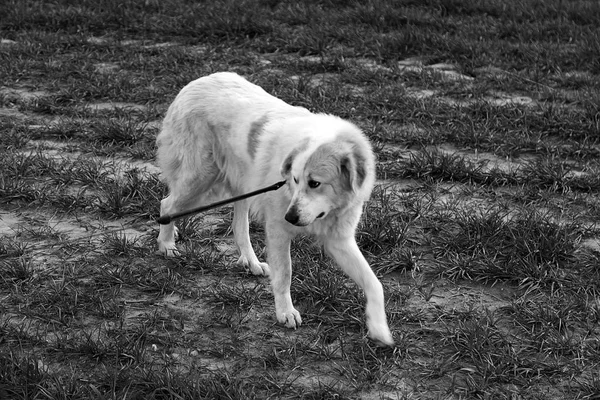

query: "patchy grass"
left=1, top=0, right=600, bottom=398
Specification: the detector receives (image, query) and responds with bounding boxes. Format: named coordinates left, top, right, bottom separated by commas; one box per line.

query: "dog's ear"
left=340, top=149, right=367, bottom=192
left=280, top=149, right=297, bottom=179
left=280, top=139, right=310, bottom=179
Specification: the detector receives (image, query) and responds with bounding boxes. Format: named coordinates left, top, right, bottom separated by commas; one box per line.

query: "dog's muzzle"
left=285, top=206, right=301, bottom=225
left=285, top=207, right=325, bottom=226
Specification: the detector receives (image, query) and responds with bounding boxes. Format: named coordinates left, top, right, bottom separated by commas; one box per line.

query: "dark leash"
left=1, top=181, right=286, bottom=253
left=1, top=181, right=286, bottom=252
left=157, top=180, right=287, bottom=225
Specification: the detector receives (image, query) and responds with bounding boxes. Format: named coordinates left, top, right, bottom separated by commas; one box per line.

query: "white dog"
left=156, top=72, right=393, bottom=346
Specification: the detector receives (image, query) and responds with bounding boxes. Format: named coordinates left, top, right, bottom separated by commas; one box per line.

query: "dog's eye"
left=308, top=180, right=321, bottom=189
left=293, top=177, right=298, bottom=184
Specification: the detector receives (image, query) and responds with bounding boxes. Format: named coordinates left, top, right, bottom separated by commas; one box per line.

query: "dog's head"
left=280, top=129, right=374, bottom=227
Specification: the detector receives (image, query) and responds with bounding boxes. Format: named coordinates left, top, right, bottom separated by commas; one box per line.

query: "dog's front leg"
left=324, top=237, right=394, bottom=346
left=266, top=225, right=302, bottom=329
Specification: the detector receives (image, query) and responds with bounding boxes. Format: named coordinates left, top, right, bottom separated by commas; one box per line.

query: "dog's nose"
left=285, top=207, right=300, bottom=225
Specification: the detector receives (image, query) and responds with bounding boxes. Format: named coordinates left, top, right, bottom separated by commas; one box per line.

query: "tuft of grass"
left=386, top=147, right=600, bottom=193
left=432, top=206, right=580, bottom=288
left=358, top=186, right=413, bottom=253
left=96, top=168, right=163, bottom=219
left=442, top=310, right=542, bottom=394
left=102, top=232, right=145, bottom=257
left=0, top=238, right=28, bottom=259
left=89, top=109, right=155, bottom=146
left=0, top=257, right=36, bottom=287
left=388, top=147, right=510, bottom=186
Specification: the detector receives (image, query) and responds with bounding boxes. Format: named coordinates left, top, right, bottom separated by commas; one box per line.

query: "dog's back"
left=156, top=72, right=306, bottom=194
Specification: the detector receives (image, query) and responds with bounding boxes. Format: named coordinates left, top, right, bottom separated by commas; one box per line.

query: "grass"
left=1, top=0, right=600, bottom=398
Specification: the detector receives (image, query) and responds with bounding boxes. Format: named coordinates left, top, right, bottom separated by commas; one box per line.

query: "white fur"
left=156, top=72, right=393, bottom=346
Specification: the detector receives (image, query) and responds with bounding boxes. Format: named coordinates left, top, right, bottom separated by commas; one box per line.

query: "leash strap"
left=157, top=180, right=287, bottom=225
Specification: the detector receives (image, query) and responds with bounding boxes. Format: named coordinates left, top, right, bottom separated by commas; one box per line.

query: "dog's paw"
left=367, top=322, right=394, bottom=347
left=277, top=308, right=302, bottom=329
left=237, top=256, right=270, bottom=276
left=157, top=242, right=179, bottom=257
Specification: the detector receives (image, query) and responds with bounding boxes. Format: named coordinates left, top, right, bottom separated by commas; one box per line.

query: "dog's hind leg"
left=157, top=194, right=180, bottom=256
left=324, top=237, right=394, bottom=346
left=157, top=174, right=216, bottom=257
left=233, top=200, right=270, bottom=275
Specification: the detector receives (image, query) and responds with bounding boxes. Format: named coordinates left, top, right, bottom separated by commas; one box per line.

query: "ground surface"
left=1, top=1, right=600, bottom=399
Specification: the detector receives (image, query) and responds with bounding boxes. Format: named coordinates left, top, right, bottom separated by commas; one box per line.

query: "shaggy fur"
left=156, top=72, right=393, bottom=345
